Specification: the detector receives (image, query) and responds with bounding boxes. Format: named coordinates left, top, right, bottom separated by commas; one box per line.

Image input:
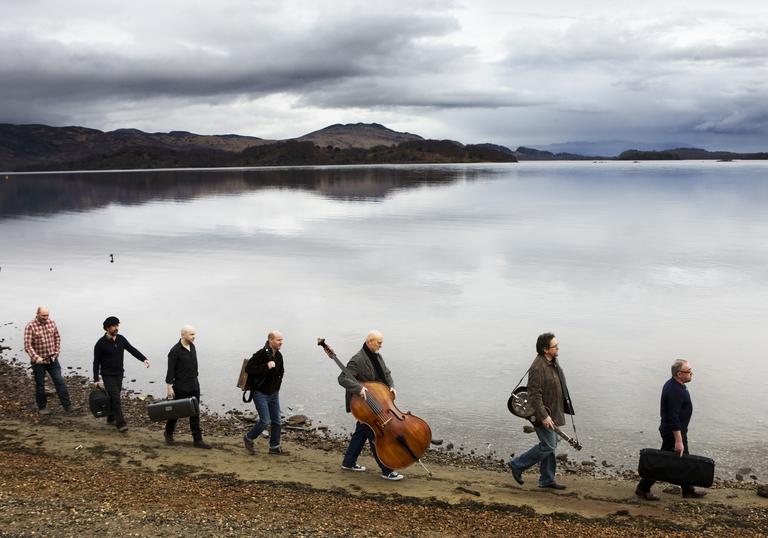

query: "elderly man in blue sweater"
left=635, top=359, right=706, bottom=500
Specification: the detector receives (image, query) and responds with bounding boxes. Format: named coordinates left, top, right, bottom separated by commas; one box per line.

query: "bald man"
left=24, top=306, right=73, bottom=414
left=338, top=330, right=403, bottom=481
left=242, top=330, right=287, bottom=455
left=164, top=325, right=211, bottom=449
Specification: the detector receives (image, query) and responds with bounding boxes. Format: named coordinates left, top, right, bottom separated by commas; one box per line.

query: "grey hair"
left=671, top=359, right=688, bottom=377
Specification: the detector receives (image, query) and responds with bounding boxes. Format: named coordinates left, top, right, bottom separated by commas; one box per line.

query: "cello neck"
left=317, top=338, right=358, bottom=380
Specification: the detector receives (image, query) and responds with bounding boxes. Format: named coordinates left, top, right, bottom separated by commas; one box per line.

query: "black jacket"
left=166, top=341, right=200, bottom=393
left=245, top=343, right=284, bottom=395
left=93, top=334, right=147, bottom=381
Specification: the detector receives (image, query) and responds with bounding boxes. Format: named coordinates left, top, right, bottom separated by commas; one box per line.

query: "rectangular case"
left=147, top=397, right=199, bottom=422
left=638, top=448, right=715, bottom=488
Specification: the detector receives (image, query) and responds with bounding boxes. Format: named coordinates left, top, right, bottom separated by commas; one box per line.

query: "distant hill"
left=618, top=148, right=768, bottom=160
left=531, top=140, right=694, bottom=158
left=513, top=146, right=598, bottom=161
left=295, top=122, right=423, bottom=149
left=0, top=123, right=272, bottom=171
left=2, top=122, right=517, bottom=171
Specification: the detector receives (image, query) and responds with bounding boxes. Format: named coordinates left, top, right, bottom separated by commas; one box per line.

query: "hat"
left=103, top=316, right=120, bottom=330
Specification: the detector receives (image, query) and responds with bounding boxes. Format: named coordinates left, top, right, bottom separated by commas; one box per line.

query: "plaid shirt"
left=24, top=318, right=61, bottom=363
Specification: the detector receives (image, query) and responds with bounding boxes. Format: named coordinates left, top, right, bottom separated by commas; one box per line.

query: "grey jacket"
left=338, top=346, right=394, bottom=413
left=527, top=354, right=575, bottom=427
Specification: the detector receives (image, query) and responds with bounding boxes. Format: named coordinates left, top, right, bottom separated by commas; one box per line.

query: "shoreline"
left=2, top=353, right=767, bottom=536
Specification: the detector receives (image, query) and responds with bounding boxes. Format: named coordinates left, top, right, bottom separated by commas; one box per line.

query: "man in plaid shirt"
left=24, top=306, right=74, bottom=415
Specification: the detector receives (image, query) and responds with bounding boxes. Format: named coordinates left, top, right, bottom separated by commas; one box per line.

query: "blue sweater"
left=659, top=377, right=692, bottom=435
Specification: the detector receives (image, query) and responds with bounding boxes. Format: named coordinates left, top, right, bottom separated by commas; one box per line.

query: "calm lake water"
left=1, top=162, right=767, bottom=478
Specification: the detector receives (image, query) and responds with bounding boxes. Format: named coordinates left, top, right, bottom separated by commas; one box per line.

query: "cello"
left=317, top=338, right=433, bottom=474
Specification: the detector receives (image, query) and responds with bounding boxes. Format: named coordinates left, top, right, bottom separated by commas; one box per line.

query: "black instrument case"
left=638, top=448, right=715, bottom=488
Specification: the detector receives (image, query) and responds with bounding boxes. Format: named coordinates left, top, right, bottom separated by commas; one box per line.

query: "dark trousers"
left=165, top=387, right=202, bottom=441
left=101, top=375, right=125, bottom=427
left=342, top=421, right=393, bottom=475
left=638, top=431, right=695, bottom=493
left=32, top=360, right=72, bottom=410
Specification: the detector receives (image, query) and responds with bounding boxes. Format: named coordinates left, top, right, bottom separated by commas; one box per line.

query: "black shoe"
left=38, top=407, right=52, bottom=415
left=539, top=483, right=566, bottom=490
left=635, top=488, right=660, bottom=501
left=193, top=439, right=212, bottom=449
left=682, top=490, right=706, bottom=499
left=63, top=405, right=79, bottom=414
left=117, top=425, right=129, bottom=433
left=507, top=463, right=524, bottom=485
left=268, top=446, right=289, bottom=455
left=164, top=433, right=175, bottom=446
left=106, top=417, right=115, bottom=425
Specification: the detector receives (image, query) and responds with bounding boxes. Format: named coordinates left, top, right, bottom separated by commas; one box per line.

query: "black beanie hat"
left=103, top=316, right=120, bottom=330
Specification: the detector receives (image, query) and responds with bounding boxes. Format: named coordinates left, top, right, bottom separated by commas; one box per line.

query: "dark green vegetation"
left=0, top=123, right=515, bottom=171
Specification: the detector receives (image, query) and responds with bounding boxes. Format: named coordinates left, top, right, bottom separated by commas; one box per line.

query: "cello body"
left=350, top=381, right=432, bottom=470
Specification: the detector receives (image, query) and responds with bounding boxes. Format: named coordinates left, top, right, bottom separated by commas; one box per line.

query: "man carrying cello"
left=338, top=330, right=404, bottom=481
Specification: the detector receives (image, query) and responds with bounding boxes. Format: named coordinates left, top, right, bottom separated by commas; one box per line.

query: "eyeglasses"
left=549, top=345, right=559, bottom=349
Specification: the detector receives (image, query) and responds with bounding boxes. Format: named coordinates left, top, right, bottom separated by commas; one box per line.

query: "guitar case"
left=147, top=397, right=199, bottom=422
left=638, top=448, right=715, bottom=488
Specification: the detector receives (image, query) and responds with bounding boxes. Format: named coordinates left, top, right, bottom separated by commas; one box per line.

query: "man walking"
left=24, top=306, right=73, bottom=414
left=338, top=330, right=404, bottom=481
left=243, top=330, right=287, bottom=455
left=635, top=359, right=706, bottom=500
left=165, top=325, right=211, bottom=449
left=93, top=316, right=150, bottom=432
left=507, top=332, right=575, bottom=490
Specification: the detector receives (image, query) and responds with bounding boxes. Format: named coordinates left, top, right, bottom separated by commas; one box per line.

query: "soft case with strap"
left=638, top=448, right=715, bottom=488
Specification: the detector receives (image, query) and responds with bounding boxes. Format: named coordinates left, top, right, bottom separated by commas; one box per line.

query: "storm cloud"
left=1, top=0, right=767, bottom=151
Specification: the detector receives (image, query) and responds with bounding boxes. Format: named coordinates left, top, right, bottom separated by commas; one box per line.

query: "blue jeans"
left=508, top=426, right=559, bottom=487
left=32, top=360, right=71, bottom=410
left=246, top=391, right=281, bottom=448
left=342, top=421, right=393, bottom=475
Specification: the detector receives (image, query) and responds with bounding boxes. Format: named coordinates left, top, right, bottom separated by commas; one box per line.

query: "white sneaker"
left=341, top=464, right=367, bottom=472
left=381, top=471, right=404, bottom=481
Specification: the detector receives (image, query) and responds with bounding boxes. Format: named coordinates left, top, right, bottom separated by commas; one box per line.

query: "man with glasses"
left=507, top=332, right=575, bottom=490
left=635, top=359, right=706, bottom=500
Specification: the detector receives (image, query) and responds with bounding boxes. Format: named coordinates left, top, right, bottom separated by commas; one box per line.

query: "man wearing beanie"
left=93, top=316, right=150, bottom=432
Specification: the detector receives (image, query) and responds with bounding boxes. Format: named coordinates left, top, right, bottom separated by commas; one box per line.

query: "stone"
left=286, top=414, right=309, bottom=426
left=430, top=438, right=443, bottom=445
left=757, top=485, right=768, bottom=498
left=556, top=453, right=568, bottom=462
left=522, top=425, right=535, bottom=434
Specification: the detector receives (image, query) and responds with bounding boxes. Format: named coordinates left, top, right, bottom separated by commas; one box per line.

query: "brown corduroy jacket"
left=527, top=354, right=575, bottom=427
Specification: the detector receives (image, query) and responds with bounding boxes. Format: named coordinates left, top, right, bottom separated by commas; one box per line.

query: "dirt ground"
left=1, top=355, right=766, bottom=537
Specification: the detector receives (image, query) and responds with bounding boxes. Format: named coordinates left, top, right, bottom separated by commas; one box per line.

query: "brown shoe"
left=682, top=490, right=706, bottom=499
left=635, top=488, right=660, bottom=501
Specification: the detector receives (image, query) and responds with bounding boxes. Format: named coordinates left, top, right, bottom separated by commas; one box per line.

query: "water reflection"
left=0, top=166, right=483, bottom=219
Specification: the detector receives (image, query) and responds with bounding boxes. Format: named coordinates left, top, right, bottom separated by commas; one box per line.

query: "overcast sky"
left=2, top=0, right=767, bottom=151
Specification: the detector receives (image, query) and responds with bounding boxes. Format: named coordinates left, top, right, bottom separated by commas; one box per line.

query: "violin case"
left=147, top=397, right=199, bottom=422
left=638, top=448, right=715, bottom=488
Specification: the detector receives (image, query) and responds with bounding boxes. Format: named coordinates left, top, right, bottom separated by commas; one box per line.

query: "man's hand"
left=359, top=386, right=368, bottom=400
left=390, top=387, right=397, bottom=399
left=674, top=440, right=684, bottom=456
left=167, top=386, right=175, bottom=399
left=143, top=359, right=150, bottom=368
left=94, top=380, right=104, bottom=389
left=35, top=358, right=46, bottom=365
left=267, top=361, right=276, bottom=369
left=542, top=416, right=556, bottom=430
